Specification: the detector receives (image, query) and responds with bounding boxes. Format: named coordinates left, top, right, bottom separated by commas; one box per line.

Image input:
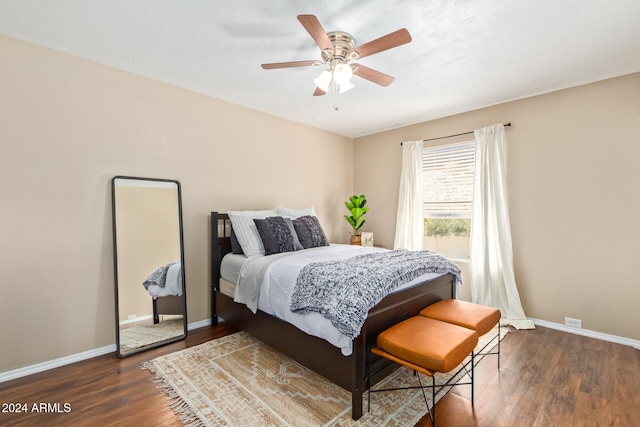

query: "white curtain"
left=471, top=124, right=534, bottom=329
left=394, top=140, right=424, bottom=250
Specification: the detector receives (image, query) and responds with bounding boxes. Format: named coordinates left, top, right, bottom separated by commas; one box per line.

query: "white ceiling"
left=1, top=1, right=639, bottom=138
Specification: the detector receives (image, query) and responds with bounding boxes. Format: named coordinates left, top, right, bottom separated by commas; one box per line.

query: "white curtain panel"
left=394, top=140, right=424, bottom=250
left=471, top=124, right=534, bottom=329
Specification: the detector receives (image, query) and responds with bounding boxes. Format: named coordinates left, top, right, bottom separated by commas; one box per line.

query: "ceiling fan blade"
left=351, top=64, right=395, bottom=87
left=313, top=87, right=327, bottom=96
left=261, top=60, right=322, bottom=69
left=348, top=28, right=412, bottom=60
left=297, top=15, right=334, bottom=53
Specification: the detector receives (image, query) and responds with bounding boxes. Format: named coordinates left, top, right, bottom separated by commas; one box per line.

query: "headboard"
left=210, top=212, right=232, bottom=324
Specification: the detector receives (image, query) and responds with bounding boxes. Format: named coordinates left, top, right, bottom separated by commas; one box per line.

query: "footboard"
left=152, top=295, right=185, bottom=324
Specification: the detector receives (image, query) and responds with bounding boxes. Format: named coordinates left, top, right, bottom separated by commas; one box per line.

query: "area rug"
left=143, top=327, right=507, bottom=426
left=120, top=318, right=184, bottom=353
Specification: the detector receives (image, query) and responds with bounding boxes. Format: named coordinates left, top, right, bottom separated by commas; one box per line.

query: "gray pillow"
left=293, top=215, right=329, bottom=249
left=253, top=216, right=304, bottom=255
left=230, top=228, right=244, bottom=255
left=228, top=209, right=279, bottom=257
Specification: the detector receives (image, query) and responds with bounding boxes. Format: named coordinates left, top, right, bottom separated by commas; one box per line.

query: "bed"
left=143, top=262, right=184, bottom=324
left=210, top=211, right=458, bottom=420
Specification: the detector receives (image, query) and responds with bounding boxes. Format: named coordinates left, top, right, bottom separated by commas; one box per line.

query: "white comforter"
left=147, top=262, right=183, bottom=298
left=232, top=245, right=447, bottom=355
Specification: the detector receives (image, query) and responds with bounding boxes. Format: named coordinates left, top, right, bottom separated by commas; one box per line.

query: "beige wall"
left=2, top=31, right=638, bottom=376
left=0, top=35, right=354, bottom=374
left=355, top=72, right=640, bottom=341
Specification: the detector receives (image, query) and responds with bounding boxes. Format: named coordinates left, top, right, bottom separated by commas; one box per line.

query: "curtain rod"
left=401, top=122, right=511, bottom=145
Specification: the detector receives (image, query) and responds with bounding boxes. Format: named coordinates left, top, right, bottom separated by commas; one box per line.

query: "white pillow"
left=276, top=205, right=316, bottom=219
left=227, top=209, right=278, bottom=257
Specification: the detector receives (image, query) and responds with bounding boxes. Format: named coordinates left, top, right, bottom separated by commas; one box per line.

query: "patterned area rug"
left=120, top=318, right=184, bottom=353
left=143, top=327, right=507, bottom=426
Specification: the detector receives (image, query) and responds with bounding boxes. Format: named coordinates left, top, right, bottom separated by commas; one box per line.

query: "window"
left=422, top=140, right=475, bottom=258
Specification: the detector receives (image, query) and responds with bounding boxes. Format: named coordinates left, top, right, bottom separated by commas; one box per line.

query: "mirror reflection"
left=112, top=176, right=187, bottom=357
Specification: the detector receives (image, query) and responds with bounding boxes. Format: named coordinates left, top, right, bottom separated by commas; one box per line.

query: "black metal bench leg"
left=431, top=375, right=436, bottom=426
left=471, top=352, right=475, bottom=405
left=498, top=327, right=501, bottom=370
left=417, top=373, right=435, bottom=426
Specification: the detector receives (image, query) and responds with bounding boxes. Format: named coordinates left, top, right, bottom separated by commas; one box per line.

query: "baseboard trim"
left=187, top=318, right=212, bottom=330
left=5, top=316, right=635, bottom=384
left=529, top=317, right=640, bottom=350
left=0, top=343, right=117, bottom=384
left=0, top=318, right=215, bottom=384
left=119, top=314, right=154, bottom=326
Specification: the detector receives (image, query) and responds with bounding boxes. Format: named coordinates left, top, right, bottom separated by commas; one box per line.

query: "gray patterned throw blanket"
left=289, top=249, right=462, bottom=339
left=143, top=262, right=179, bottom=289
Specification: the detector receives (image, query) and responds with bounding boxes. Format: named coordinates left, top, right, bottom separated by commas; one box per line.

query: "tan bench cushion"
left=375, top=316, right=478, bottom=373
left=419, top=299, right=501, bottom=336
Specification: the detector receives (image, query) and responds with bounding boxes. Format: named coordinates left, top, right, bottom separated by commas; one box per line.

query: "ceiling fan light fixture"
left=313, top=70, right=332, bottom=92
left=338, top=81, right=355, bottom=94
left=262, top=15, right=411, bottom=98
left=332, top=63, right=353, bottom=85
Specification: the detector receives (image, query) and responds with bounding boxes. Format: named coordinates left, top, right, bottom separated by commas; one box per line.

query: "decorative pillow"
left=253, top=216, right=304, bottom=255
left=227, top=209, right=278, bottom=257
left=276, top=205, right=317, bottom=219
left=293, top=215, right=330, bottom=248
left=230, top=227, right=244, bottom=255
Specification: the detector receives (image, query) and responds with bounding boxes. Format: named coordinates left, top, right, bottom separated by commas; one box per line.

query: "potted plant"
left=344, top=194, right=369, bottom=245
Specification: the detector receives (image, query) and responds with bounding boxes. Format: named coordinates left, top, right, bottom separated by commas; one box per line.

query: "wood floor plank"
left=417, top=326, right=640, bottom=427
left=0, top=323, right=237, bottom=427
left=1, top=323, right=638, bottom=426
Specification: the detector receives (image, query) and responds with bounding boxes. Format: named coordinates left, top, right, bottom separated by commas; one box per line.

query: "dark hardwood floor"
left=1, top=323, right=639, bottom=426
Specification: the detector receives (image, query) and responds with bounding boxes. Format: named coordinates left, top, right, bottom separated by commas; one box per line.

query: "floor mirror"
left=111, top=176, right=187, bottom=357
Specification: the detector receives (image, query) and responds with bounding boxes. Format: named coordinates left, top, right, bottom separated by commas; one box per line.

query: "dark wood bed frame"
left=152, top=295, right=184, bottom=324
left=209, top=212, right=456, bottom=420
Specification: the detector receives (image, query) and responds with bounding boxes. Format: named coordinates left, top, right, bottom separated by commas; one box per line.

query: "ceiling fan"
left=261, top=15, right=412, bottom=96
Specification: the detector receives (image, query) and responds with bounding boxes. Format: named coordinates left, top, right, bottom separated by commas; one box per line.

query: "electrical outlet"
left=128, top=314, right=137, bottom=321
left=564, top=317, right=582, bottom=328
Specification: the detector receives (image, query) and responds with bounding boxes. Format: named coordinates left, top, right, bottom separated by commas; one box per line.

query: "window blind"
left=422, top=141, right=475, bottom=218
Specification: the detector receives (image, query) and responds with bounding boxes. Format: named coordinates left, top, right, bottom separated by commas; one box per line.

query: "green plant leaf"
left=351, top=207, right=364, bottom=219
left=344, top=215, right=356, bottom=227
left=344, top=195, right=368, bottom=233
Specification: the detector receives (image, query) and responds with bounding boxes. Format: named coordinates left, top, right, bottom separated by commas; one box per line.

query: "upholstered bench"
left=419, top=299, right=502, bottom=368
left=369, top=315, right=479, bottom=426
